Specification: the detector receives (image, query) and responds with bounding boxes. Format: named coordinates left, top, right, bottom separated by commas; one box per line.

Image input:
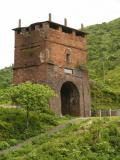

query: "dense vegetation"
left=0, top=83, right=67, bottom=151
left=0, top=108, right=60, bottom=150
left=85, top=18, right=120, bottom=110
left=1, top=117, right=120, bottom=160
left=0, top=67, right=12, bottom=89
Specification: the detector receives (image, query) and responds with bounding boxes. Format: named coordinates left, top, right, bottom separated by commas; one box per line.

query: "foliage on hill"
left=0, top=83, right=70, bottom=151
left=1, top=117, right=120, bottom=160
left=0, top=107, right=64, bottom=151
left=85, top=18, right=120, bottom=109
left=0, top=67, right=12, bottom=89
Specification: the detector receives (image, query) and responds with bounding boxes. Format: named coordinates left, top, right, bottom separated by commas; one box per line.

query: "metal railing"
left=91, top=109, right=120, bottom=117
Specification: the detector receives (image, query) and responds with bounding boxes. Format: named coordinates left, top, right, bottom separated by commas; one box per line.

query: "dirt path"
left=0, top=117, right=89, bottom=156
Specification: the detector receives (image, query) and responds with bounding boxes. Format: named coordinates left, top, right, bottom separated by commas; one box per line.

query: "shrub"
left=8, top=139, right=18, bottom=146
left=39, top=113, right=59, bottom=126
left=0, top=141, right=10, bottom=150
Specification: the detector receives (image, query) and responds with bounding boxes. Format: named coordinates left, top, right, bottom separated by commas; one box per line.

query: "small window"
left=65, top=48, right=72, bottom=63
left=66, top=54, right=71, bottom=63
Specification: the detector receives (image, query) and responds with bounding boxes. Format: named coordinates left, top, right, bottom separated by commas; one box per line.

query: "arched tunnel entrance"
left=60, top=81, right=80, bottom=116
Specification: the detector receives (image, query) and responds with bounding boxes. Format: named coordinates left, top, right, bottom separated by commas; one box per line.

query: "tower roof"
left=13, top=21, right=87, bottom=37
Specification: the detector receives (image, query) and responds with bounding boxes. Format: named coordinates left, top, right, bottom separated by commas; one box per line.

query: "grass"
left=1, top=117, right=120, bottom=160
left=0, top=107, right=69, bottom=151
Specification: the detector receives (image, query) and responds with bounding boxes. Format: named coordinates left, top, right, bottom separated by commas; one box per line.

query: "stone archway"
left=60, top=81, right=80, bottom=116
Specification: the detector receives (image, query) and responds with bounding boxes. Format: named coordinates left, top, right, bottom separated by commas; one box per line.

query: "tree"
left=0, top=66, right=12, bottom=89
left=5, top=82, right=55, bottom=128
left=0, top=88, right=11, bottom=104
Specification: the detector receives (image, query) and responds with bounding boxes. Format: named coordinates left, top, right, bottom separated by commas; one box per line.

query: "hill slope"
left=87, top=18, right=120, bottom=83
left=1, top=117, right=120, bottom=160
left=85, top=18, right=120, bottom=109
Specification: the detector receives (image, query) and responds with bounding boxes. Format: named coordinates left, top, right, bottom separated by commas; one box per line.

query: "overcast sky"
left=0, top=0, right=120, bottom=69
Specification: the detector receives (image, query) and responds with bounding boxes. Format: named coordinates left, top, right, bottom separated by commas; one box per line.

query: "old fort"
left=13, top=14, right=91, bottom=117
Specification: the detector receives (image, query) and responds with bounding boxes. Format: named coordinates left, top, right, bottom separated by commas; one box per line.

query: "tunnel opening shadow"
left=60, top=81, right=80, bottom=116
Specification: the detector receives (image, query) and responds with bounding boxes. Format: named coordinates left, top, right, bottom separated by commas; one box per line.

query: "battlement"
left=13, top=21, right=87, bottom=37
left=13, top=18, right=87, bottom=71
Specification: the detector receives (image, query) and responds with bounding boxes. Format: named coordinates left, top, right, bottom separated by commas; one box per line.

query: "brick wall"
left=13, top=21, right=91, bottom=117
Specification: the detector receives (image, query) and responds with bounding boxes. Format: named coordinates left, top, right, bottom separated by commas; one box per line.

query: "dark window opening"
left=76, top=31, right=85, bottom=37
left=26, top=28, right=29, bottom=32
left=39, top=24, right=42, bottom=28
left=66, top=53, right=71, bottom=63
left=17, top=30, right=21, bottom=34
left=50, top=23, right=59, bottom=30
left=31, top=25, right=35, bottom=31
left=62, top=27, right=72, bottom=34
left=25, top=28, right=30, bottom=34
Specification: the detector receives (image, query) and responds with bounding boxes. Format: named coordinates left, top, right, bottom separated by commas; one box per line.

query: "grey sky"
left=0, top=0, right=120, bottom=69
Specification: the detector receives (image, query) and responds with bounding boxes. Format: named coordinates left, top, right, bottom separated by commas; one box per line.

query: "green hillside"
left=0, top=108, right=60, bottom=150
left=85, top=18, right=120, bottom=109
left=1, top=117, right=120, bottom=160
left=86, top=18, right=120, bottom=83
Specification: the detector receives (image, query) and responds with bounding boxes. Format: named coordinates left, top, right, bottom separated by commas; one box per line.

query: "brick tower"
left=13, top=16, right=91, bottom=117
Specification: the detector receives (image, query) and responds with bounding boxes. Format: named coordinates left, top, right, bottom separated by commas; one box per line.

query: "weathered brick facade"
left=13, top=20, right=91, bottom=117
